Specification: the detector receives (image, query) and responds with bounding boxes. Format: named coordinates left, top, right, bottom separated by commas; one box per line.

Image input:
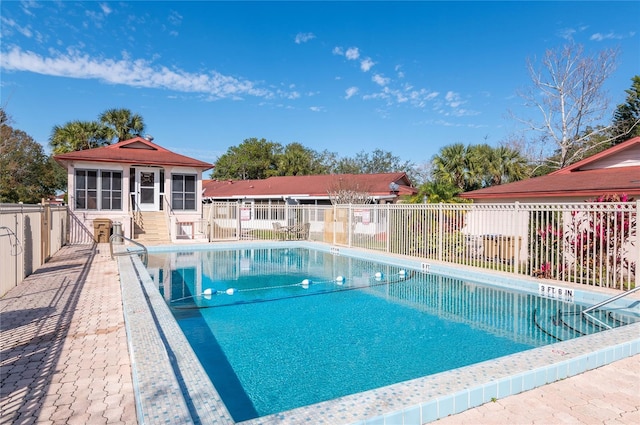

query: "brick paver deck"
left=0, top=244, right=137, bottom=425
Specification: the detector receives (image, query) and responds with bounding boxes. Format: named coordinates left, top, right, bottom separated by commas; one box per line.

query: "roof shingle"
left=203, top=173, right=417, bottom=199
left=54, top=136, right=214, bottom=170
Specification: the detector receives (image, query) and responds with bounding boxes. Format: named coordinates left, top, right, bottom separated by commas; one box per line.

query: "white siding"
left=581, top=144, right=640, bottom=170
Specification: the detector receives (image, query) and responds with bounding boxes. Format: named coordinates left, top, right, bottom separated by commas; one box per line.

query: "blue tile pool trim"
left=117, top=253, right=234, bottom=425
left=117, top=241, right=640, bottom=425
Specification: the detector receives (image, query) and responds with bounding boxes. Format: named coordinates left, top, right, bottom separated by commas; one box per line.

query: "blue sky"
left=1, top=1, right=639, bottom=166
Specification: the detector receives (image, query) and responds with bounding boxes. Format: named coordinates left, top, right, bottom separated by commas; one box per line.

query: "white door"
left=136, top=168, right=160, bottom=211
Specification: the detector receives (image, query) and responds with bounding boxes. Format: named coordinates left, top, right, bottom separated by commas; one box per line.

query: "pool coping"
left=117, top=241, right=640, bottom=425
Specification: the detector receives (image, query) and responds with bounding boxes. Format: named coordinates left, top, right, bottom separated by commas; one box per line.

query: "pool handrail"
left=582, top=286, right=640, bottom=319
left=109, top=234, right=148, bottom=267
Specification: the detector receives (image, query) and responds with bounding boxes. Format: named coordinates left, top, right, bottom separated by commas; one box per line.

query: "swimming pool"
left=116, top=241, right=640, bottom=424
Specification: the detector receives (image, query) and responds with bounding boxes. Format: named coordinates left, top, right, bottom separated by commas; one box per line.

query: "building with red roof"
left=54, top=136, right=213, bottom=243
left=202, top=172, right=417, bottom=205
left=460, top=137, right=640, bottom=203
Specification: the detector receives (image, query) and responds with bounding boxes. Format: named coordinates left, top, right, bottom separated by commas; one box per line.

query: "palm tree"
left=466, top=144, right=494, bottom=190
left=413, top=180, right=465, bottom=203
left=468, top=144, right=528, bottom=189
left=431, top=143, right=469, bottom=191
left=432, top=143, right=530, bottom=192
left=99, top=108, right=145, bottom=142
left=495, top=146, right=529, bottom=184
left=278, top=143, right=314, bottom=176
left=49, top=120, right=111, bottom=154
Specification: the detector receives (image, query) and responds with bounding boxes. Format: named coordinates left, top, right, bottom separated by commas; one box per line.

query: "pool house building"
left=54, top=136, right=213, bottom=244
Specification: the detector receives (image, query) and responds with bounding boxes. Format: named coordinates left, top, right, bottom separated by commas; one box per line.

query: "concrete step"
left=133, top=212, right=170, bottom=243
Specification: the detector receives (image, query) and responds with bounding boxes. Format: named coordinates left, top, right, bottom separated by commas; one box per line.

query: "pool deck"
left=0, top=244, right=638, bottom=424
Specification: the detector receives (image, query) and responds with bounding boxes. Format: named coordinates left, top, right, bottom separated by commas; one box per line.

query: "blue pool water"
left=147, top=247, right=637, bottom=422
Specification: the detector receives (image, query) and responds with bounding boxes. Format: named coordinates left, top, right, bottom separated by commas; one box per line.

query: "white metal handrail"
left=109, top=234, right=148, bottom=267
left=582, top=286, right=640, bottom=315
left=129, top=194, right=143, bottom=231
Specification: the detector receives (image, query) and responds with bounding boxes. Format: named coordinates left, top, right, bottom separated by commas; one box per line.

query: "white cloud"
left=20, top=1, right=41, bottom=17
left=362, top=86, right=439, bottom=109
left=0, top=46, right=281, bottom=100
left=437, top=91, right=479, bottom=116
left=445, top=91, right=465, bottom=108
left=557, top=25, right=590, bottom=40
left=85, top=2, right=113, bottom=28
left=309, top=106, right=324, bottom=112
left=363, top=86, right=438, bottom=109
left=360, top=58, right=374, bottom=72
left=590, top=31, right=634, bottom=41
left=168, top=10, right=183, bottom=26
left=372, top=74, right=389, bottom=86
left=100, top=3, right=112, bottom=15
left=362, top=92, right=384, bottom=101
left=345, top=47, right=359, bottom=60
left=1, top=17, right=33, bottom=38
left=335, top=46, right=373, bottom=72
left=295, top=32, right=316, bottom=44
left=372, top=106, right=391, bottom=119
left=408, top=88, right=438, bottom=106
left=557, top=28, right=576, bottom=40
left=164, top=10, right=182, bottom=36
left=345, top=86, right=358, bottom=99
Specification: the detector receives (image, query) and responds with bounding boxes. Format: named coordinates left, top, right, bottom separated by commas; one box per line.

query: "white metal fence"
left=204, top=201, right=638, bottom=290
left=2, top=200, right=636, bottom=297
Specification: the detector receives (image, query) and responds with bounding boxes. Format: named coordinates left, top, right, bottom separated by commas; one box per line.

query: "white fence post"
left=438, top=203, right=443, bottom=262
left=636, top=200, right=640, bottom=287
left=514, top=202, right=521, bottom=272
left=385, top=203, right=390, bottom=253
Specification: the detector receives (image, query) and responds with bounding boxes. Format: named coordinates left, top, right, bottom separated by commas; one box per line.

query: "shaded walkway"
left=0, top=244, right=136, bottom=424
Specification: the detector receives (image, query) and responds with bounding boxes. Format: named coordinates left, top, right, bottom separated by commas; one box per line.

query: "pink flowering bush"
left=532, top=215, right=563, bottom=279
left=566, top=193, right=636, bottom=287
left=533, top=261, right=553, bottom=279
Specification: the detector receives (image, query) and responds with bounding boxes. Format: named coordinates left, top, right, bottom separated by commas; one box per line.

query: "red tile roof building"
left=202, top=172, right=417, bottom=204
left=461, top=137, right=640, bottom=203
left=54, top=136, right=213, bottom=169
left=54, top=137, right=213, bottom=242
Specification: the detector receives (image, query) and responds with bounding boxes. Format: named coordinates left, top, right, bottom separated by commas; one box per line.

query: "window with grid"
left=172, top=174, right=196, bottom=210
left=75, top=169, right=123, bottom=210
left=75, top=170, right=98, bottom=210
left=101, top=171, right=122, bottom=210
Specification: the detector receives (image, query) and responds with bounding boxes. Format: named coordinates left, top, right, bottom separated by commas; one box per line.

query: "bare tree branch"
left=326, top=176, right=372, bottom=205
left=511, top=43, right=619, bottom=170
